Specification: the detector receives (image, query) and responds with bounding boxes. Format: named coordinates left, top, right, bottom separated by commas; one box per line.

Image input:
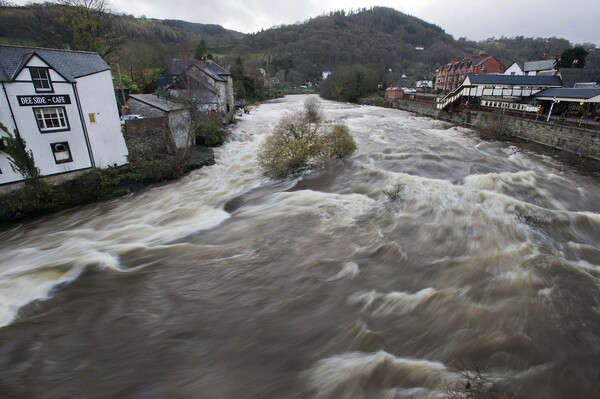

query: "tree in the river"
left=257, top=98, right=356, bottom=179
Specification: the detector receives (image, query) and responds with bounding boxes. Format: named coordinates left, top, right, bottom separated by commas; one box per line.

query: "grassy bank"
left=0, top=148, right=214, bottom=224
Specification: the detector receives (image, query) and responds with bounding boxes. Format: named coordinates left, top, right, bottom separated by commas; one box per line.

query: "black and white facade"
left=0, top=45, right=129, bottom=185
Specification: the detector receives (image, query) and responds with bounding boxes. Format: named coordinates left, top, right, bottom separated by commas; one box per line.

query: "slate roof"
left=558, top=68, right=600, bottom=88
left=200, top=60, right=231, bottom=77
left=439, top=55, right=502, bottom=72
left=473, top=55, right=494, bottom=67
left=168, top=59, right=227, bottom=82
left=532, top=88, right=600, bottom=101
left=128, top=94, right=190, bottom=112
left=463, top=74, right=563, bottom=86
left=510, top=61, right=524, bottom=70
left=169, top=73, right=219, bottom=94
left=0, top=45, right=109, bottom=82
left=523, top=59, right=557, bottom=72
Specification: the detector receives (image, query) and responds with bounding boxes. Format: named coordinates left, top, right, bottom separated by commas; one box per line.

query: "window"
left=30, top=68, right=53, bottom=93
left=34, top=107, right=69, bottom=132
left=50, top=141, right=72, bottom=164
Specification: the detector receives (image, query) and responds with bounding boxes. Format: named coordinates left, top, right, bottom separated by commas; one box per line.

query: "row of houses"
left=435, top=63, right=600, bottom=119
left=0, top=44, right=236, bottom=187
left=434, top=54, right=505, bottom=91
left=420, top=51, right=600, bottom=120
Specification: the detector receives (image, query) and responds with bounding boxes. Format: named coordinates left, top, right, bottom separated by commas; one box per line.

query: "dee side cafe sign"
left=17, top=94, right=71, bottom=106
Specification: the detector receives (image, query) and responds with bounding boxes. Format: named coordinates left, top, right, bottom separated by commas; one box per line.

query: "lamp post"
left=547, top=97, right=558, bottom=122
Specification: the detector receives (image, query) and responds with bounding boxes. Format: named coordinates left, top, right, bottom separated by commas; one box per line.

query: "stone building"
left=163, top=59, right=234, bottom=115
left=125, top=94, right=193, bottom=151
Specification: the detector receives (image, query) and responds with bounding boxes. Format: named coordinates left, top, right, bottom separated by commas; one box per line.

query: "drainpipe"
left=116, top=63, right=126, bottom=112
left=72, top=83, right=96, bottom=168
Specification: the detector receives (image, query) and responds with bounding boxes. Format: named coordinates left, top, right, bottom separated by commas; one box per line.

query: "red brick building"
left=435, top=55, right=505, bottom=92
left=384, top=87, right=404, bottom=100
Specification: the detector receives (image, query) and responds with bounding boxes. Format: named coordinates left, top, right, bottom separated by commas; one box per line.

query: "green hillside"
left=1, top=3, right=593, bottom=96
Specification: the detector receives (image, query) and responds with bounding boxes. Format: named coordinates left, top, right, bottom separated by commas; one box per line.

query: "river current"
left=1, top=95, right=600, bottom=398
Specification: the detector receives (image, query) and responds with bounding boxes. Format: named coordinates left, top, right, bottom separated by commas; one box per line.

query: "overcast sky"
left=11, top=0, right=600, bottom=45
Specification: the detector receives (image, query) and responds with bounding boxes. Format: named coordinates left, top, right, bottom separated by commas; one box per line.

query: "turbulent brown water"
left=1, top=95, right=600, bottom=399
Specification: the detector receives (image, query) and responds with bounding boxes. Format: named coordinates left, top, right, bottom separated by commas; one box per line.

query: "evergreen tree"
left=558, top=46, right=589, bottom=68
left=194, top=39, right=206, bottom=60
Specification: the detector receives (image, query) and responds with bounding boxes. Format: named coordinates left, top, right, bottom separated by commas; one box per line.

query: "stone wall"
left=127, top=99, right=166, bottom=118
left=122, top=117, right=170, bottom=160
left=445, top=110, right=600, bottom=161
left=361, top=98, right=600, bottom=161
left=168, top=110, right=193, bottom=149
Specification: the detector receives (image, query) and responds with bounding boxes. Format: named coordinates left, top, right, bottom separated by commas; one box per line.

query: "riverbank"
left=0, top=146, right=215, bottom=224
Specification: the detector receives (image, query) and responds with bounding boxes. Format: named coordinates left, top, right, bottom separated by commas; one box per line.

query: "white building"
left=504, top=61, right=525, bottom=76
left=523, top=59, right=557, bottom=76
left=0, top=45, right=128, bottom=186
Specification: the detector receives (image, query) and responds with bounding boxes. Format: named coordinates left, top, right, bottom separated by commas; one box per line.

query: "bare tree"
left=57, top=0, right=125, bottom=58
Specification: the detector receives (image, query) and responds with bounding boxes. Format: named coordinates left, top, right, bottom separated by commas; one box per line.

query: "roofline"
left=533, top=95, right=600, bottom=102
left=75, top=68, right=111, bottom=79
left=0, top=44, right=99, bottom=55
left=168, top=73, right=220, bottom=94
left=462, top=75, right=562, bottom=87
left=188, top=63, right=226, bottom=82
left=12, top=51, right=73, bottom=83
left=128, top=94, right=190, bottom=111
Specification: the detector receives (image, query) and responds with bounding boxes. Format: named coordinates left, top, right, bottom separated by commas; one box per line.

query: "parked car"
left=120, top=114, right=144, bottom=124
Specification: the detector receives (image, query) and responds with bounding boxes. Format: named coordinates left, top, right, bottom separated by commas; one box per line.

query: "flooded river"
left=1, top=95, right=600, bottom=398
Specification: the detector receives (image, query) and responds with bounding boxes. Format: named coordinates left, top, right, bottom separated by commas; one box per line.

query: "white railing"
left=436, top=88, right=465, bottom=110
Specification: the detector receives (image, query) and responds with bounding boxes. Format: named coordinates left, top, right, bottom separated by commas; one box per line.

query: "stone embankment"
left=362, top=98, right=600, bottom=163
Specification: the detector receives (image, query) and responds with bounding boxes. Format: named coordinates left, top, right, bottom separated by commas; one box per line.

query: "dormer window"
left=30, top=68, right=53, bottom=93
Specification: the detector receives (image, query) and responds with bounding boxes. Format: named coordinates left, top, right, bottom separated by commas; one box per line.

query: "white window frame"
left=34, top=107, right=70, bottom=133
left=29, top=67, right=53, bottom=93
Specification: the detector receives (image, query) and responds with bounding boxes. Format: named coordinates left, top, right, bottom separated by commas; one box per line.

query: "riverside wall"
left=122, top=117, right=170, bottom=160
left=361, top=98, right=600, bottom=162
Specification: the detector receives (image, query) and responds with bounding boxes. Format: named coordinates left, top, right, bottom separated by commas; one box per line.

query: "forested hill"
left=0, top=3, right=243, bottom=56
left=1, top=3, right=591, bottom=92
left=235, top=7, right=458, bottom=83
left=234, top=7, right=580, bottom=84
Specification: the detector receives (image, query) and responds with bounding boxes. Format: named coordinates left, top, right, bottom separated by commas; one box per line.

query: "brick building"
left=384, top=87, right=404, bottom=100
left=435, top=55, right=505, bottom=92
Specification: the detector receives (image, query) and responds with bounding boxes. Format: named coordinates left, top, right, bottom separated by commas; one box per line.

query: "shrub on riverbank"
left=194, top=114, right=225, bottom=147
left=257, top=98, right=356, bottom=179
left=0, top=149, right=214, bottom=223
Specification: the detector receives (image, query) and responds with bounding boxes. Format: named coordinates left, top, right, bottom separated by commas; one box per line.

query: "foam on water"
left=327, top=262, right=360, bottom=281
left=349, top=288, right=438, bottom=316
left=305, top=351, right=450, bottom=399
left=1, top=95, right=600, bottom=398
